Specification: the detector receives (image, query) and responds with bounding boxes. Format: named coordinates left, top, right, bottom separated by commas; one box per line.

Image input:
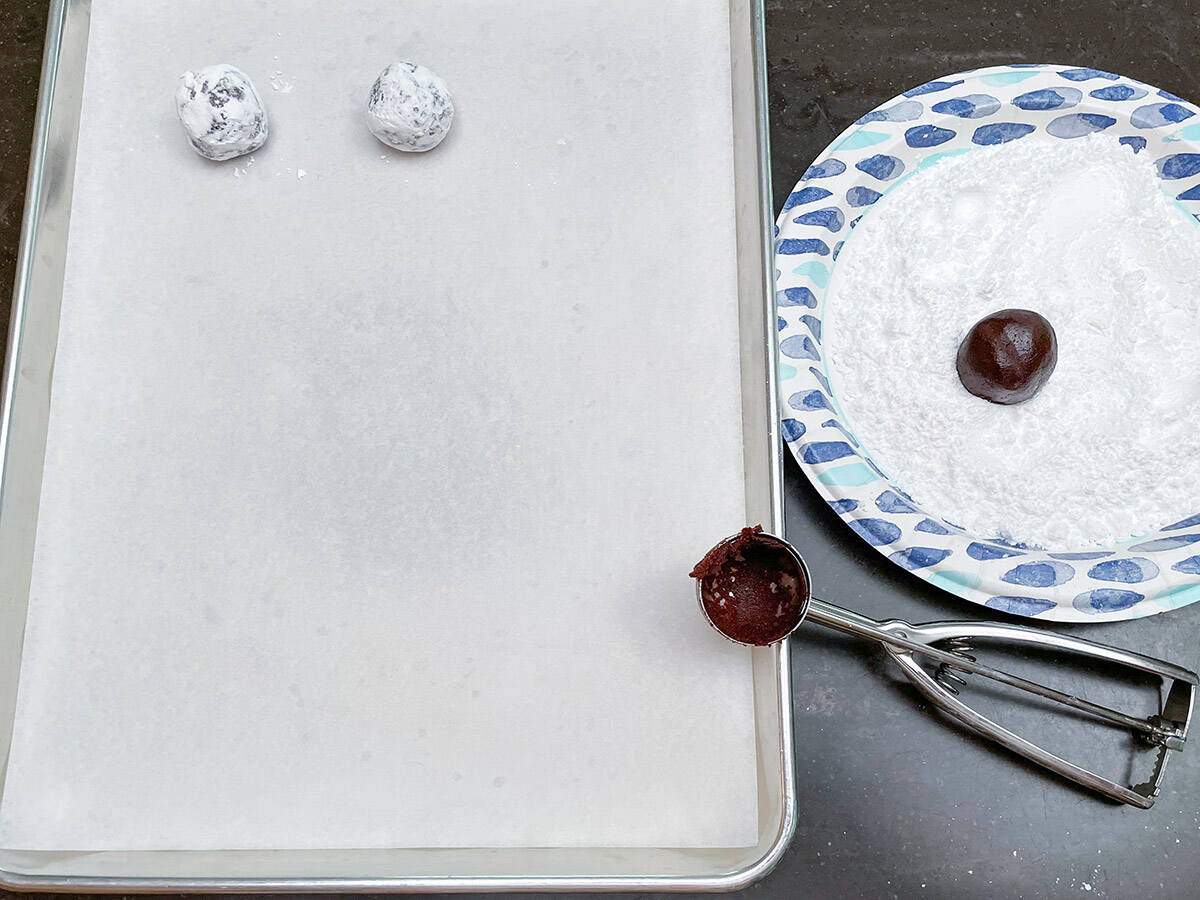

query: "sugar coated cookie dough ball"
left=366, top=62, right=454, bottom=152
left=175, top=64, right=268, bottom=161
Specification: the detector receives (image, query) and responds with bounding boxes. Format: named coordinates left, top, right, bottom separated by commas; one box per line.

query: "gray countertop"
left=0, top=2, right=1197, bottom=898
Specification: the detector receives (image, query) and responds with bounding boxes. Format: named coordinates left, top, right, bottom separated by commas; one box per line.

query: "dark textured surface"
left=766, top=3, right=1200, bottom=898
left=765, top=0, right=1200, bottom=214
left=0, top=0, right=46, bottom=350
left=1, top=1, right=1200, bottom=899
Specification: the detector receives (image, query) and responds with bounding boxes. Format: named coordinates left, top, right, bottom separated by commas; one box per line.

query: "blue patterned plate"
left=776, top=64, right=1200, bottom=623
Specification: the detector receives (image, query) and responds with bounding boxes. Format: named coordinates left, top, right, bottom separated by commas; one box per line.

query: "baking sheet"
left=0, top=0, right=756, bottom=851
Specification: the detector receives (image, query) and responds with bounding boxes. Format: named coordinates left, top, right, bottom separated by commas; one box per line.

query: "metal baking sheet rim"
left=0, top=0, right=794, bottom=892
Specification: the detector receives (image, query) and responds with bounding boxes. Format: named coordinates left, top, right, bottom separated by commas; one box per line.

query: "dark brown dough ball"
left=956, top=309, right=1058, bottom=405
left=690, top=527, right=809, bottom=646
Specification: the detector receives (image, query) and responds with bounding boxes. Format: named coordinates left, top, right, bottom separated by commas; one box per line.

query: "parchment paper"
left=0, top=0, right=756, bottom=850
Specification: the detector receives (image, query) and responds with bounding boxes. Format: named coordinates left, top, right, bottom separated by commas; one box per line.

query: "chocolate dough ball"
left=956, top=309, right=1057, bottom=405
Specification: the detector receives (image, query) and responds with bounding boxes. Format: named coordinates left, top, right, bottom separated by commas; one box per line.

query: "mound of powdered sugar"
left=825, top=135, right=1200, bottom=549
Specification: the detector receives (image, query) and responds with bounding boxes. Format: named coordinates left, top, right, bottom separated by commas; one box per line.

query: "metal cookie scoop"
left=691, top=527, right=1198, bottom=809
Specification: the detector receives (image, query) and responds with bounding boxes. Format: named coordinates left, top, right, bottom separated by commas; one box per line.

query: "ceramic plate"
left=776, top=64, right=1200, bottom=622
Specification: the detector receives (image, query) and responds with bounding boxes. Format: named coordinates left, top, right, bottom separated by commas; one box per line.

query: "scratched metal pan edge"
left=0, top=0, right=793, bottom=892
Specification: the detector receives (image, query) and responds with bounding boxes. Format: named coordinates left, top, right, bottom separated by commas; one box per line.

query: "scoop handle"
left=804, top=598, right=1197, bottom=807
left=804, top=599, right=1189, bottom=742
left=883, top=642, right=1159, bottom=808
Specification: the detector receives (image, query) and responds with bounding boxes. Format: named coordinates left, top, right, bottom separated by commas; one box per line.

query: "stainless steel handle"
left=885, top=618, right=1199, bottom=688
left=883, top=644, right=1155, bottom=808
left=807, top=599, right=1189, bottom=741
left=802, top=598, right=1198, bottom=807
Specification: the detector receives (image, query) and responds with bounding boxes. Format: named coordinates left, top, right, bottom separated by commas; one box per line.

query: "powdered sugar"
left=825, top=136, right=1200, bottom=548
left=268, top=70, right=294, bottom=93
left=365, top=61, right=454, bottom=152
left=175, top=64, right=268, bottom=161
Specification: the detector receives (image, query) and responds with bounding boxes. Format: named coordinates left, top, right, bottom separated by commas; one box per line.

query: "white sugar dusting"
left=365, top=61, right=454, bottom=152
left=825, top=135, right=1200, bottom=548
left=174, top=64, right=268, bottom=161
left=268, top=70, right=294, bottom=93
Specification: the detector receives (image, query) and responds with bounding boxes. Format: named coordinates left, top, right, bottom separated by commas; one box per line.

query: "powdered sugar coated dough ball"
left=175, top=64, right=268, bottom=161
left=366, top=62, right=454, bottom=152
